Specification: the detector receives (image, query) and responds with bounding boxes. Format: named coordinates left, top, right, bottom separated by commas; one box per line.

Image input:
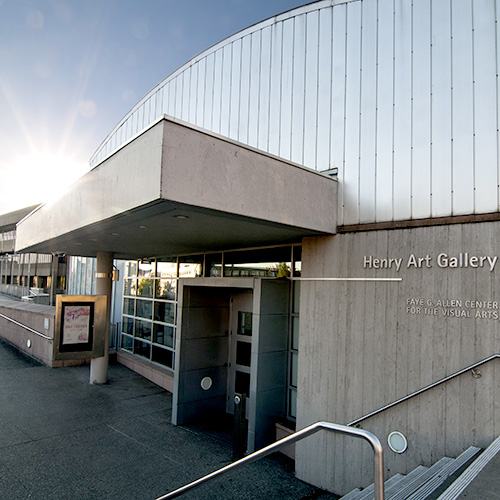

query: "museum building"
left=15, top=0, right=500, bottom=495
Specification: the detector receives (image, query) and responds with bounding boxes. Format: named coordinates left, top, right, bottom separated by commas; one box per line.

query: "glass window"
left=123, top=317, right=134, bottom=335
left=154, top=302, right=175, bottom=324
left=205, top=253, right=222, bottom=277
left=136, top=299, right=152, bottom=320
left=121, top=334, right=133, bottom=352
left=224, top=247, right=292, bottom=277
left=236, top=341, right=251, bottom=367
left=155, top=279, right=177, bottom=300
left=152, top=346, right=173, bottom=368
left=125, top=261, right=138, bottom=278
left=157, top=258, right=177, bottom=277
left=179, top=255, right=203, bottom=277
left=123, top=298, right=135, bottom=316
left=137, top=278, right=154, bottom=297
left=135, top=319, right=152, bottom=341
left=288, top=274, right=300, bottom=420
left=289, top=388, right=297, bottom=419
left=134, top=339, right=151, bottom=359
left=290, top=352, right=298, bottom=387
left=124, top=278, right=137, bottom=296
left=291, top=317, right=299, bottom=350
left=238, top=312, right=253, bottom=336
left=138, top=261, right=155, bottom=277
left=153, top=324, right=175, bottom=348
left=235, top=371, right=250, bottom=396
left=293, top=281, right=300, bottom=314
left=293, top=246, right=302, bottom=277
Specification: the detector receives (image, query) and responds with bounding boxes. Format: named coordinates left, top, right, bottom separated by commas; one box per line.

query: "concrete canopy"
left=16, top=117, right=337, bottom=260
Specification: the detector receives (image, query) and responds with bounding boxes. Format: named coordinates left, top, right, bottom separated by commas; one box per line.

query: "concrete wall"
left=160, top=119, right=337, bottom=235
left=296, top=222, right=500, bottom=494
left=175, top=286, right=231, bottom=424
left=16, top=120, right=164, bottom=252
left=249, top=279, right=290, bottom=451
left=117, top=350, right=174, bottom=392
left=0, top=300, right=55, bottom=366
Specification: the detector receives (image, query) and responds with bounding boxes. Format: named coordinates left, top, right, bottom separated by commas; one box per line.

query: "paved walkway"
left=0, top=338, right=330, bottom=500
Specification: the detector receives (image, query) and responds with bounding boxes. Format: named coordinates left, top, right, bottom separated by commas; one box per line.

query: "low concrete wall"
left=117, top=350, right=174, bottom=392
left=0, top=299, right=90, bottom=367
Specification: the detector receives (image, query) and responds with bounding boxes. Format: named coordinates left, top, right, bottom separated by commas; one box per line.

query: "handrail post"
left=155, top=421, right=384, bottom=500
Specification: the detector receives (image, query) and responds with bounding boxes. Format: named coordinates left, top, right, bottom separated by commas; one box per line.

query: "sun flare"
left=6, top=151, right=89, bottom=209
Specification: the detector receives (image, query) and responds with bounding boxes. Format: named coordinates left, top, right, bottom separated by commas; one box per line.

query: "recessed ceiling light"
left=139, top=225, right=147, bottom=229
left=111, top=232, right=120, bottom=236
left=174, top=215, right=189, bottom=219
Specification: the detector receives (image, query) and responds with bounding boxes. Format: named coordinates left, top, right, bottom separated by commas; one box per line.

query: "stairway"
left=339, top=440, right=500, bottom=500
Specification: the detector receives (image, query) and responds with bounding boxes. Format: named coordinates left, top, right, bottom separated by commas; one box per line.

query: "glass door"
left=227, top=291, right=253, bottom=413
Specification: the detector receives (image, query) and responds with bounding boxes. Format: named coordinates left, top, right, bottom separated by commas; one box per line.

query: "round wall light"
left=388, top=431, right=408, bottom=454
left=26, top=339, right=32, bottom=348
left=200, top=376, right=213, bottom=391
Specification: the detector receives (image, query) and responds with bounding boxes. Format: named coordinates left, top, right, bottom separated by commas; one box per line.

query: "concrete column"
left=50, top=255, right=59, bottom=306
left=90, top=251, right=113, bottom=384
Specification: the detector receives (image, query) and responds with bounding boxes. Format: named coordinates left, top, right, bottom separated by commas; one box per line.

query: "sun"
left=5, top=150, right=90, bottom=210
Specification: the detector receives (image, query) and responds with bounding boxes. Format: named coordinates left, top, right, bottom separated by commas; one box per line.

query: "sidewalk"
left=0, top=338, right=328, bottom=500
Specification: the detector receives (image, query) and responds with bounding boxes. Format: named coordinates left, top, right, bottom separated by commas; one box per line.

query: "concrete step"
left=339, top=446, right=482, bottom=500
left=355, top=473, right=404, bottom=500
left=436, top=436, right=500, bottom=500
left=386, top=457, right=454, bottom=500
left=339, top=488, right=362, bottom=500
left=384, top=466, right=428, bottom=498
left=405, top=446, right=481, bottom=500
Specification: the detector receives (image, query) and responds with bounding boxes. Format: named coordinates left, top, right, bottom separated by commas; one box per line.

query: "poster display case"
left=54, top=295, right=107, bottom=360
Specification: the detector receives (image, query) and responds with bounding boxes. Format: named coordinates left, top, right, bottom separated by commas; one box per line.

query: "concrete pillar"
left=90, top=251, right=113, bottom=384
left=50, top=254, right=60, bottom=306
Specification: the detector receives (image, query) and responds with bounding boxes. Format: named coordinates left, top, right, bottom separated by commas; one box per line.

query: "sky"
left=0, top=0, right=308, bottom=215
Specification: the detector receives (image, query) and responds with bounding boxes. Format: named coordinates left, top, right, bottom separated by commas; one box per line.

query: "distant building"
left=14, top=0, right=500, bottom=495
left=0, top=205, right=67, bottom=304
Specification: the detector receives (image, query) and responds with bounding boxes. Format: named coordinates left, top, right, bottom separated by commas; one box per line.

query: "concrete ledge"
left=16, top=117, right=337, bottom=259
left=0, top=299, right=92, bottom=367
left=276, top=422, right=296, bottom=460
left=117, top=349, right=174, bottom=392
left=0, top=299, right=56, bottom=366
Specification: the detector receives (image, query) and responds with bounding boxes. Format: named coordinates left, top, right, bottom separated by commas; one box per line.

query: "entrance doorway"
left=173, top=278, right=290, bottom=453
left=227, top=291, right=253, bottom=414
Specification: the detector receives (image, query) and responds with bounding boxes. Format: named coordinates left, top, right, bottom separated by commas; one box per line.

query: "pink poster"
left=62, top=305, right=91, bottom=344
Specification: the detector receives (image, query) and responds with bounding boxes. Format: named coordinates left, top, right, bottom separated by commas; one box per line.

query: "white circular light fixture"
left=200, top=376, right=213, bottom=391
left=26, top=339, right=32, bottom=348
left=388, top=431, right=408, bottom=454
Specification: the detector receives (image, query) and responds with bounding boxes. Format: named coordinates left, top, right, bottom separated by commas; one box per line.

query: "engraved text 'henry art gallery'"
left=363, top=253, right=498, bottom=272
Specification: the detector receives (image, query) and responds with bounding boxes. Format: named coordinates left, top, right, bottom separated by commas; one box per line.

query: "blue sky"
left=0, top=0, right=307, bottom=214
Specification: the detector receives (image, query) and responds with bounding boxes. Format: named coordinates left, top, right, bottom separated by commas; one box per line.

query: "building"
left=15, top=0, right=500, bottom=495
left=0, top=204, right=67, bottom=304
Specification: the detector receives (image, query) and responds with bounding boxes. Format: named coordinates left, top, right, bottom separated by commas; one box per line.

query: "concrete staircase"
left=339, top=436, right=500, bottom=500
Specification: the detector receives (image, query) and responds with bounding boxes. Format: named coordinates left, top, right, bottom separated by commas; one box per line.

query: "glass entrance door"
left=227, top=291, right=253, bottom=413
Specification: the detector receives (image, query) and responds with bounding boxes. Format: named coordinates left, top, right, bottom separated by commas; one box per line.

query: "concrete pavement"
left=0, top=337, right=332, bottom=500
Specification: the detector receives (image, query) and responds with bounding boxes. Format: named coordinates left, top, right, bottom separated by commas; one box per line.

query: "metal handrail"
left=0, top=312, right=53, bottom=340
left=155, top=421, right=384, bottom=500
left=348, top=353, right=500, bottom=427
